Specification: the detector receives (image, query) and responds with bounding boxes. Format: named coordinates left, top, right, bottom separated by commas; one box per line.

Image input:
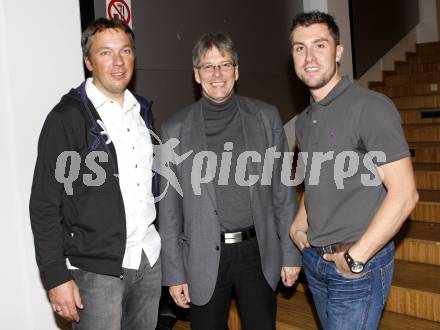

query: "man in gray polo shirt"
left=289, top=11, right=418, bottom=329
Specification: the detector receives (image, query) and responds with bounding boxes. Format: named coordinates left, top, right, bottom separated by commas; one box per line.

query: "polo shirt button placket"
left=312, top=114, right=319, bottom=145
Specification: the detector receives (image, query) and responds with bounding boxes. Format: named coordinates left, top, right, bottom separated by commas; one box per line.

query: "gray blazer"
left=159, top=95, right=301, bottom=306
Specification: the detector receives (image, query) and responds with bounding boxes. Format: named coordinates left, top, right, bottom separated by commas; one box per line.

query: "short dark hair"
left=192, top=32, right=238, bottom=68
left=81, top=18, right=135, bottom=57
left=290, top=11, right=340, bottom=45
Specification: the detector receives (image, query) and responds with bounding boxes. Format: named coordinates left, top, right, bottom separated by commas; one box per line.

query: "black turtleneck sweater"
left=201, top=95, right=253, bottom=231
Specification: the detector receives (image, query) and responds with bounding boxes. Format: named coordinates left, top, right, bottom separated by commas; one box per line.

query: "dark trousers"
left=190, top=238, right=276, bottom=330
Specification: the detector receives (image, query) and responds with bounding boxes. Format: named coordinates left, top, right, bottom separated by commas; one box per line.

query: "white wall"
left=303, top=0, right=327, bottom=12
left=0, top=1, right=84, bottom=329
left=327, top=0, right=353, bottom=80
left=417, top=0, right=439, bottom=43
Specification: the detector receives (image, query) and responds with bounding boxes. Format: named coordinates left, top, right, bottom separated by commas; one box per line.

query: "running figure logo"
left=150, top=130, right=193, bottom=202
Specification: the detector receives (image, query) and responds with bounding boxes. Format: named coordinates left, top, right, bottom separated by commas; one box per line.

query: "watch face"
left=351, top=262, right=364, bottom=273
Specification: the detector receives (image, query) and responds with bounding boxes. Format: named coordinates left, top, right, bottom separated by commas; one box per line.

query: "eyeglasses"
left=197, top=62, right=235, bottom=74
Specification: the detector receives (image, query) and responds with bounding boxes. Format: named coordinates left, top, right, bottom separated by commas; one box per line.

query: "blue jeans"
left=302, top=241, right=394, bottom=330
left=71, top=252, right=161, bottom=330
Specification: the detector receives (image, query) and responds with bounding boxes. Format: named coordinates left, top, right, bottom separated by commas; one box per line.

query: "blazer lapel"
left=237, top=97, right=267, bottom=200
left=184, top=102, right=218, bottom=209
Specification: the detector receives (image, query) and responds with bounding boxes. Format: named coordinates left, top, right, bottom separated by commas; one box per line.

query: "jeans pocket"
left=329, top=261, right=369, bottom=283
left=380, top=259, right=394, bottom=305
left=334, top=266, right=367, bottom=280
left=328, top=264, right=371, bottom=303
left=301, top=247, right=316, bottom=272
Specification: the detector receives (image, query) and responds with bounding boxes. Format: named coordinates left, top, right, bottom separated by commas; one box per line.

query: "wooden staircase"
left=369, top=42, right=440, bottom=328
left=175, top=42, right=440, bottom=329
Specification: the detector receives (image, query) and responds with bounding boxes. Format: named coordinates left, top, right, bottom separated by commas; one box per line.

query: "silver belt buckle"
left=224, top=231, right=243, bottom=244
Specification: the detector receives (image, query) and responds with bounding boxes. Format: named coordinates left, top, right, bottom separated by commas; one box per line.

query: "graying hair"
left=192, top=32, right=238, bottom=67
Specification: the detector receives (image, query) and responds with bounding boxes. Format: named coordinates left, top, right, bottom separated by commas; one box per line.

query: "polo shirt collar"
left=309, top=75, right=351, bottom=108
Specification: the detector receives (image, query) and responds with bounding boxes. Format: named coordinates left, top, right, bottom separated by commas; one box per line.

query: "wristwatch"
left=344, top=250, right=365, bottom=274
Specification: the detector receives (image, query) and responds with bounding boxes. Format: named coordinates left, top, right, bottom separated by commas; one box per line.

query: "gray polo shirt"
left=295, top=77, right=410, bottom=246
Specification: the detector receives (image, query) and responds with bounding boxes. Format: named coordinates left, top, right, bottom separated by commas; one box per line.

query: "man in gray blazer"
left=159, top=32, right=301, bottom=330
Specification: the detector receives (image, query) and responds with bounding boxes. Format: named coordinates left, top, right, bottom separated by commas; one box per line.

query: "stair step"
left=174, top=321, right=190, bottom=330
left=407, top=54, right=440, bottom=65
left=371, top=82, right=440, bottom=98
left=410, top=142, right=440, bottom=163
left=393, top=94, right=440, bottom=109
left=404, top=124, right=440, bottom=142
left=380, top=310, right=440, bottom=329
left=369, top=81, right=385, bottom=88
left=413, top=163, right=440, bottom=190
left=416, top=42, right=440, bottom=56
left=395, top=221, right=440, bottom=265
left=411, top=189, right=440, bottom=223
left=401, top=109, right=440, bottom=124
left=396, top=62, right=440, bottom=75
left=386, top=260, right=440, bottom=322
left=277, top=292, right=320, bottom=330
left=384, top=72, right=440, bottom=86
left=382, top=70, right=397, bottom=78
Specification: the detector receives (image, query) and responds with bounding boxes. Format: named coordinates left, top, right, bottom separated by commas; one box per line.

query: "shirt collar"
left=85, top=78, right=139, bottom=114
left=308, top=76, right=351, bottom=112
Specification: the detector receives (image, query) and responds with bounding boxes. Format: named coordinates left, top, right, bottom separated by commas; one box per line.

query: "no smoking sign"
left=106, top=0, right=132, bottom=27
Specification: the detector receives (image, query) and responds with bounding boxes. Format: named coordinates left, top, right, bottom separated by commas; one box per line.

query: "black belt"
left=221, top=226, right=256, bottom=244
left=312, top=242, right=355, bottom=256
